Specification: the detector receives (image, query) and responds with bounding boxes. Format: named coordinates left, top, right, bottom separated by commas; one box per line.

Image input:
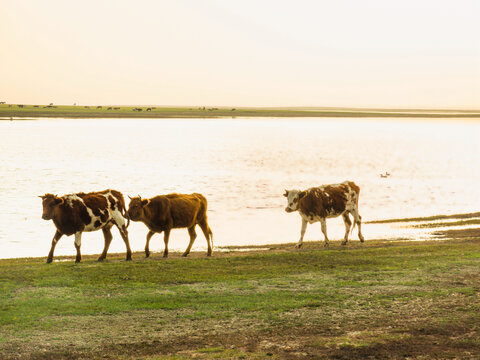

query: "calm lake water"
left=1, top=117, right=479, bottom=259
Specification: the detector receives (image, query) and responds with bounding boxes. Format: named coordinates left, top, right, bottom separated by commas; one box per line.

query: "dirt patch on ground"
left=5, top=293, right=479, bottom=360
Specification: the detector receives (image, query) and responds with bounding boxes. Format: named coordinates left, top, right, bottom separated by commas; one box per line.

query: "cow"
left=284, top=181, right=365, bottom=248
left=39, top=189, right=132, bottom=263
left=127, top=193, right=213, bottom=258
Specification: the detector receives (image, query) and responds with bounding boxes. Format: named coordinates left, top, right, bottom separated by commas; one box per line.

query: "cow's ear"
left=54, top=197, right=64, bottom=205
left=141, top=199, right=150, bottom=207
left=283, top=190, right=289, bottom=197
left=298, top=191, right=307, bottom=199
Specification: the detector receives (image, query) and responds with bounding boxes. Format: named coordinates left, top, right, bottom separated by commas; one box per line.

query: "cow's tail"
left=118, top=194, right=130, bottom=229
left=349, top=188, right=361, bottom=236
left=123, top=205, right=131, bottom=229
left=209, top=227, right=214, bottom=249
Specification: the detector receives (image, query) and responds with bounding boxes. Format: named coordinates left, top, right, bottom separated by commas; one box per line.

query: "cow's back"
left=144, top=193, right=206, bottom=230
left=167, top=194, right=205, bottom=228
left=298, top=181, right=359, bottom=219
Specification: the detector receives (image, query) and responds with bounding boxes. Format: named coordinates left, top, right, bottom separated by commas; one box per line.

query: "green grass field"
left=0, top=230, right=479, bottom=359
left=1, top=103, right=480, bottom=119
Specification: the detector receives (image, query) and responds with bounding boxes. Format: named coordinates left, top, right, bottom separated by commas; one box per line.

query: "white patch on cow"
left=111, top=210, right=125, bottom=228
left=65, top=194, right=81, bottom=207
left=300, top=213, right=314, bottom=224
left=83, top=201, right=104, bottom=232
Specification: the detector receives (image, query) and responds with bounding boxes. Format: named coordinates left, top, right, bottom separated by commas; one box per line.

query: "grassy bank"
left=1, top=234, right=479, bottom=359
left=1, top=104, right=480, bottom=119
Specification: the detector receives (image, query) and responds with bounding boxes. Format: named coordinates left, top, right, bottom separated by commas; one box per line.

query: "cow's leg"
left=183, top=226, right=197, bottom=257
left=296, top=218, right=308, bottom=248
left=320, top=219, right=329, bottom=247
left=46, top=230, right=63, bottom=263
left=351, top=208, right=365, bottom=242
left=98, top=226, right=113, bottom=261
left=74, top=232, right=82, bottom=263
left=163, top=229, right=171, bottom=257
left=198, top=220, right=213, bottom=256
left=341, top=213, right=352, bottom=245
left=113, top=216, right=132, bottom=261
left=145, top=230, right=155, bottom=258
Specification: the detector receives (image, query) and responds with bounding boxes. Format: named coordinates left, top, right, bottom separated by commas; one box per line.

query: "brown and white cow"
left=127, top=193, right=213, bottom=258
left=40, top=189, right=132, bottom=263
left=284, top=181, right=365, bottom=247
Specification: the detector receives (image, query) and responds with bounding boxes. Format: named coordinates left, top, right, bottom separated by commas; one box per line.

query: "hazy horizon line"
left=1, top=102, right=479, bottom=112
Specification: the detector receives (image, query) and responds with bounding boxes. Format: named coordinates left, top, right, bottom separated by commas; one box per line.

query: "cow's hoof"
left=323, top=243, right=329, bottom=247
left=163, top=254, right=168, bottom=258
left=341, top=241, right=347, bottom=246
left=97, top=257, right=105, bottom=262
left=182, top=253, right=189, bottom=257
left=207, top=253, right=212, bottom=257
left=360, top=238, right=365, bottom=243
left=126, top=257, right=132, bottom=261
left=75, top=259, right=81, bottom=264
left=295, top=243, right=303, bottom=249
left=145, top=252, right=150, bottom=258
left=46, top=258, right=53, bottom=264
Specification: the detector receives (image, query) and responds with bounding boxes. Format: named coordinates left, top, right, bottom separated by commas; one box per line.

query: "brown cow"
left=40, top=189, right=132, bottom=263
left=127, top=193, right=213, bottom=258
left=284, top=181, right=365, bottom=247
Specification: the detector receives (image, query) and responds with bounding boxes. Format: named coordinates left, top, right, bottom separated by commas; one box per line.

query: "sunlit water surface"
left=1, top=118, right=479, bottom=259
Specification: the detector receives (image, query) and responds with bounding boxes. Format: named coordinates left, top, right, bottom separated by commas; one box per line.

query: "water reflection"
left=0, top=117, right=479, bottom=259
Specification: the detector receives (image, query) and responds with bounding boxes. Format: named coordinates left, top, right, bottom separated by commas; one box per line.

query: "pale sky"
left=1, top=0, right=479, bottom=108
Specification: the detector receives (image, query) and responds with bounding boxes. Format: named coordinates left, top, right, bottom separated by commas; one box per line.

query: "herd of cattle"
left=39, top=181, right=365, bottom=263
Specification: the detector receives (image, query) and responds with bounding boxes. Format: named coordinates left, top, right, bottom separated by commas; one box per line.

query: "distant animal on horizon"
left=107, top=107, right=112, bottom=110
left=127, top=193, right=213, bottom=258
left=284, top=181, right=365, bottom=248
left=380, top=172, right=391, bottom=178
left=17, top=105, right=24, bottom=108
left=113, top=107, right=120, bottom=110
left=146, top=108, right=152, bottom=111
left=39, top=189, right=132, bottom=263
left=0, top=101, right=5, bottom=104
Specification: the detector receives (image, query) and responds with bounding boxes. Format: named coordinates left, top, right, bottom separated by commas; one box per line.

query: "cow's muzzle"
left=42, top=215, right=50, bottom=220
left=285, top=207, right=294, bottom=213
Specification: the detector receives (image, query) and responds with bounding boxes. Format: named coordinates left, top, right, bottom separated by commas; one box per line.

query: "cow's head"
left=39, top=194, right=64, bottom=220
left=127, top=196, right=150, bottom=221
left=283, top=189, right=307, bottom=213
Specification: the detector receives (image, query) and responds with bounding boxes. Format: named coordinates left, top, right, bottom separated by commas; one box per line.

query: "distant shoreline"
left=1, top=104, right=479, bottom=119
